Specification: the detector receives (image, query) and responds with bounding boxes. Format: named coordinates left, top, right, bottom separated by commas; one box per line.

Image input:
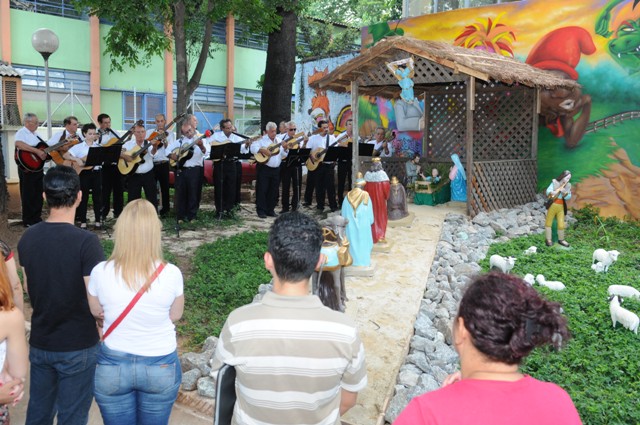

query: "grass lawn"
left=481, top=207, right=640, bottom=424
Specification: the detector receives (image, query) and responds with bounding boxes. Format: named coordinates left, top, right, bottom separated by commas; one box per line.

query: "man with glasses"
left=279, top=121, right=305, bottom=213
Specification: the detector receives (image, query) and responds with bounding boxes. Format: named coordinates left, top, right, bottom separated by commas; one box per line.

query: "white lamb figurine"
left=592, top=249, right=620, bottom=272
left=489, top=255, right=516, bottom=274
left=523, top=246, right=537, bottom=255
left=608, top=285, right=640, bottom=300
left=609, top=295, right=639, bottom=334
left=591, top=262, right=606, bottom=273
left=535, top=274, right=565, bottom=291
left=523, top=274, right=535, bottom=286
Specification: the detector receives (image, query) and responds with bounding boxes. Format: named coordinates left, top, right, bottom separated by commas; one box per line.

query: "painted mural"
left=359, top=0, right=640, bottom=219
left=295, top=54, right=426, bottom=158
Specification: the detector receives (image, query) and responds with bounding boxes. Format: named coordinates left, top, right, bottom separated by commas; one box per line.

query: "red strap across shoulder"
left=102, top=263, right=166, bottom=341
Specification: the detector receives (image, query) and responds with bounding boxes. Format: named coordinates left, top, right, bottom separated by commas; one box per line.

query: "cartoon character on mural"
left=596, top=0, right=640, bottom=74
left=366, top=21, right=405, bottom=47
left=454, top=15, right=516, bottom=57
left=307, top=67, right=335, bottom=132
left=525, top=26, right=596, bottom=149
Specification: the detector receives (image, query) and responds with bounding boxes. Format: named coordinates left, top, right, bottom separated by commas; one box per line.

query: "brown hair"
left=458, top=272, right=569, bottom=365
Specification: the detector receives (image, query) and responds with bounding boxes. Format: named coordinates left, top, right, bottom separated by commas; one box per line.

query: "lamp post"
left=31, top=28, right=59, bottom=139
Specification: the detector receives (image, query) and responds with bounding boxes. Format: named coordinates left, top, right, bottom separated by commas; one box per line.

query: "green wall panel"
left=10, top=10, right=90, bottom=71
left=98, top=24, right=165, bottom=93
left=100, top=91, right=124, bottom=129
left=234, top=47, right=266, bottom=90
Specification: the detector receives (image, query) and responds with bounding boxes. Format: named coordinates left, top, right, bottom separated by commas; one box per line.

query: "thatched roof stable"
left=312, top=37, right=580, bottom=97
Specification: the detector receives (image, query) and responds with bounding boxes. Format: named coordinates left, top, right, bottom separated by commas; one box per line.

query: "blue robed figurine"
left=341, top=173, right=374, bottom=267
left=449, top=153, right=467, bottom=202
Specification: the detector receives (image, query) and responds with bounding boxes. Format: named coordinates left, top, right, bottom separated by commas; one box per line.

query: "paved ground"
left=7, top=185, right=463, bottom=424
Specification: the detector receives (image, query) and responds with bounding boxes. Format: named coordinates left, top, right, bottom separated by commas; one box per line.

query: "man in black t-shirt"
left=18, top=165, right=105, bottom=425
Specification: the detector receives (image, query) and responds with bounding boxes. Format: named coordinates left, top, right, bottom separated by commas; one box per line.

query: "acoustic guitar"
left=118, top=139, right=158, bottom=175
left=168, top=131, right=211, bottom=168
left=253, top=140, right=283, bottom=164
left=15, top=135, right=80, bottom=172
left=101, top=120, right=143, bottom=147
left=145, top=113, right=186, bottom=147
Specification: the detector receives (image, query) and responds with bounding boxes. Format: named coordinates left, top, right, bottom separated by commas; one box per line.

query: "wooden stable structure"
left=311, top=37, right=579, bottom=216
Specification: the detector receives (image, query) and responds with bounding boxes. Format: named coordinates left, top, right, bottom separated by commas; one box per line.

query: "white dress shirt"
left=373, top=140, right=394, bottom=157
left=167, top=136, right=208, bottom=168
left=123, top=139, right=154, bottom=174
left=146, top=128, right=176, bottom=163
left=15, top=127, right=45, bottom=147
left=68, top=142, right=101, bottom=170
left=48, top=130, right=81, bottom=147
left=209, top=131, right=250, bottom=155
left=250, top=135, right=288, bottom=168
left=306, top=133, right=337, bottom=151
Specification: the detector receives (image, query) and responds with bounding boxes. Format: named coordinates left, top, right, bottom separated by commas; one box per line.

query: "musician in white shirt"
left=372, top=126, right=393, bottom=158
left=121, top=124, right=158, bottom=208
left=14, top=112, right=50, bottom=226
left=305, top=120, right=338, bottom=212
left=97, top=113, right=124, bottom=220
left=208, top=119, right=249, bottom=217
left=167, top=122, right=208, bottom=223
left=250, top=122, right=288, bottom=218
left=147, top=114, right=176, bottom=217
left=47, top=115, right=81, bottom=148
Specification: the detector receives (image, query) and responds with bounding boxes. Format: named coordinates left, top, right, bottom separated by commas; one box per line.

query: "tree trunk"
left=0, top=132, right=8, bottom=229
left=174, top=0, right=189, bottom=115
left=260, top=7, right=297, bottom=131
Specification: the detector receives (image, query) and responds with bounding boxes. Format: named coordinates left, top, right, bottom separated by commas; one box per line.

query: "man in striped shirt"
left=211, top=212, right=367, bottom=425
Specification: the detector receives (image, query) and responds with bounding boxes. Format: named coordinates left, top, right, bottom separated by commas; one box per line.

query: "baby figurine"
left=426, top=168, right=440, bottom=184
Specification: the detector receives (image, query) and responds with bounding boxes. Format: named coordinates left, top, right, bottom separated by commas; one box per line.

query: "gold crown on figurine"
left=355, top=172, right=366, bottom=186
left=391, top=176, right=399, bottom=185
left=372, top=157, right=381, bottom=163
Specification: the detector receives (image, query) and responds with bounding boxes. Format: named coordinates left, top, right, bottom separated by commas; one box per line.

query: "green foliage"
left=178, top=231, right=270, bottom=350
left=303, top=0, right=402, bottom=27
left=297, top=18, right=360, bottom=59
left=481, top=208, right=640, bottom=424
left=160, top=208, right=243, bottom=234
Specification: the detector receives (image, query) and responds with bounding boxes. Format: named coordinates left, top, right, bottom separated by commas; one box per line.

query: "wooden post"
left=422, top=91, right=430, bottom=158
left=465, top=76, right=475, bottom=216
left=531, top=87, right=539, bottom=160
left=351, top=80, right=359, bottom=185
left=226, top=14, right=235, bottom=122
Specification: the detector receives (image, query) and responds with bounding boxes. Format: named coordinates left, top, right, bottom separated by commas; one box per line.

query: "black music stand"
left=210, top=143, right=242, bottom=219
left=358, top=143, right=375, bottom=158
left=323, top=147, right=341, bottom=163
left=84, top=145, right=121, bottom=167
left=287, top=148, right=311, bottom=211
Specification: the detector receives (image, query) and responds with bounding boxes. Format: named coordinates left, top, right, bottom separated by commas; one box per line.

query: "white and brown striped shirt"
left=211, top=291, right=367, bottom=425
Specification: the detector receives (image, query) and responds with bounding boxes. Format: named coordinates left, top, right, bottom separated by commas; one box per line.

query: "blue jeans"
left=26, top=344, right=99, bottom=425
left=94, top=344, right=182, bottom=425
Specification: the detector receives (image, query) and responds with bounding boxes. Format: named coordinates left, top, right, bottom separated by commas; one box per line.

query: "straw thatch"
left=312, top=36, right=580, bottom=97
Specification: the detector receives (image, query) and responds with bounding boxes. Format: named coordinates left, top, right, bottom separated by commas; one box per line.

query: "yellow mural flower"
left=453, top=13, right=516, bottom=57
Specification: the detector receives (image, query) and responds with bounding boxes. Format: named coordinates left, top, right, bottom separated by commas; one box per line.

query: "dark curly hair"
left=44, top=165, right=80, bottom=209
left=268, top=212, right=322, bottom=283
left=458, top=272, right=570, bottom=365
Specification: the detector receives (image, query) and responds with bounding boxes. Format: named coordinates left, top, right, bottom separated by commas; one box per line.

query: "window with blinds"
left=123, top=92, right=166, bottom=128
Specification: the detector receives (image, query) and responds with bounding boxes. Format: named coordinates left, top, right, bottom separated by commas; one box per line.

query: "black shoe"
left=330, top=207, right=338, bottom=212
left=316, top=206, right=324, bottom=211
left=279, top=209, right=290, bottom=214
left=258, top=213, right=267, bottom=219
left=558, top=240, right=570, bottom=247
left=266, top=211, right=277, bottom=217
left=545, top=239, right=553, bottom=247
left=303, top=203, right=311, bottom=208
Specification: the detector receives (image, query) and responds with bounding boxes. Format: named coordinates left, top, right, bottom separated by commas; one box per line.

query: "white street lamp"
left=31, top=28, right=59, bottom=139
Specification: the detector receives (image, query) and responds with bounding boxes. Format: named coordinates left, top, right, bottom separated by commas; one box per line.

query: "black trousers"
left=128, top=170, right=157, bottom=208
left=337, top=160, right=352, bottom=206
left=175, top=166, right=202, bottom=221
left=77, top=169, right=103, bottom=223
left=304, top=169, right=318, bottom=205
left=18, top=167, right=43, bottom=226
left=256, top=164, right=280, bottom=215
left=214, top=160, right=238, bottom=214
left=153, top=161, right=170, bottom=214
left=316, top=163, right=338, bottom=210
left=235, top=161, right=243, bottom=206
left=281, top=162, right=301, bottom=211
left=101, top=163, right=124, bottom=219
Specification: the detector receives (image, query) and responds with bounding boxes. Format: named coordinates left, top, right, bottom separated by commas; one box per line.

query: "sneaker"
left=94, top=222, right=102, bottom=230
left=80, top=223, right=87, bottom=229
left=558, top=240, right=570, bottom=247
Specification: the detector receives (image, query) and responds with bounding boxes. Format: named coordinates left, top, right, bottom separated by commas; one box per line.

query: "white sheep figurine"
left=535, top=274, right=565, bottom=291
left=523, top=246, right=537, bottom=255
left=523, top=274, right=535, bottom=286
left=592, top=249, right=620, bottom=272
left=591, top=262, right=606, bottom=273
left=609, top=295, right=639, bottom=334
left=489, top=255, right=516, bottom=274
left=608, top=285, right=640, bottom=300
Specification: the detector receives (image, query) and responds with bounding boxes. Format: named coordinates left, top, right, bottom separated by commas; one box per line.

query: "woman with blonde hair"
left=88, top=199, right=184, bottom=425
left=0, top=257, right=28, bottom=424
